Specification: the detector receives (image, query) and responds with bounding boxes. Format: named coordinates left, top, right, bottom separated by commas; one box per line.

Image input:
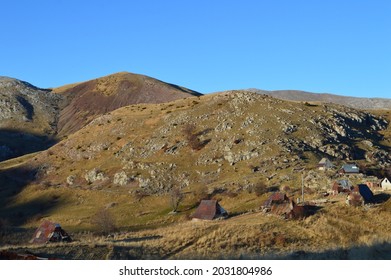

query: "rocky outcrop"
left=113, top=171, right=132, bottom=186
left=85, top=169, right=108, bottom=183
left=0, top=76, right=62, bottom=133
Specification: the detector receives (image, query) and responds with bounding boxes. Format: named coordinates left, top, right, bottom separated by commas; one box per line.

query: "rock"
left=282, top=124, right=297, bottom=134
left=113, top=171, right=131, bottom=186
left=66, top=175, right=76, bottom=185
left=85, top=168, right=108, bottom=183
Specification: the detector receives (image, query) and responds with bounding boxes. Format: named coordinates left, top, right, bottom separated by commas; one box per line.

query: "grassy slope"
left=1, top=92, right=391, bottom=259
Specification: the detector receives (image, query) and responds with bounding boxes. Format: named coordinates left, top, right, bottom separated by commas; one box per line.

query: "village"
left=188, top=157, right=391, bottom=220
left=255, top=158, right=391, bottom=220
left=5, top=158, right=385, bottom=251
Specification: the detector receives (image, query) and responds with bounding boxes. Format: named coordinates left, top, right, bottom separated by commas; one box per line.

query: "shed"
left=331, top=180, right=352, bottom=195
left=318, top=158, right=333, bottom=171
left=30, top=221, right=71, bottom=244
left=262, top=192, right=289, bottom=209
left=270, top=200, right=307, bottom=219
left=339, top=164, right=360, bottom=175
left=381, top=178, right=391, bottom=191
left=192, top=200, right=228, bottom=220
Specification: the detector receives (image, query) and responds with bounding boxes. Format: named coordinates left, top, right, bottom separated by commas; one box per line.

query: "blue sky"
left=1, top=0, right=390, bottom=98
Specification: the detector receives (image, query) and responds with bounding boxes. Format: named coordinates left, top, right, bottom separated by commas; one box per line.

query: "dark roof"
left=192, top=200, right=227, bottom=220
left=334, top=180, right=352, bottom=189
left=340, top=164, right=360, bottom=173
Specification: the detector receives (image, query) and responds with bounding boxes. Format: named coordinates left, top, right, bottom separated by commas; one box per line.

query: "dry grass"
left=1, top=92, right=391, bottom=259
left=3, top=201, right=391, bottom=259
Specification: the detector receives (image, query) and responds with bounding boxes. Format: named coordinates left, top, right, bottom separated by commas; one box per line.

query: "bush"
left=170, top=187, right=184, bottom=213
left=91, top=208, right=117, bottom=235
left=183, top=124, right=204, bottom=150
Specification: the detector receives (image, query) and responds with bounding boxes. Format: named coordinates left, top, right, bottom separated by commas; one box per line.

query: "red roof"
left=269, top=192, right=288, bottom=201
left=192, top=200, right=227, bottom=220
left=30, top=221, right=71, bottom=244
left=263, top=192, right=289, bottom=208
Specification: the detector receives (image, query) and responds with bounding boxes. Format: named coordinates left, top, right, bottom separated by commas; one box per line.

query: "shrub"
left=182, top=124, right=204, bottom=150
left=91, top=208, right=117, bottom=235
left=169, top=187, right=184, bottom=213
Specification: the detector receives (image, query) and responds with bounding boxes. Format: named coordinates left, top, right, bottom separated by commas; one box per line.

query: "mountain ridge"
left=248, top=88, right=391, bottom=110
left=0, top=72, right=201, bottom=160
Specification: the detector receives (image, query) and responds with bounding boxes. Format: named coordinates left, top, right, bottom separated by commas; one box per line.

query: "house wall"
left=381, top=178, right=391, bottom=190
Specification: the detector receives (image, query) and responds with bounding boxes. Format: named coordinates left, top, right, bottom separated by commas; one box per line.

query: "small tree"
left=170, top=187, right=184, bottom=213
left=91, top=208, right=117, bottom=235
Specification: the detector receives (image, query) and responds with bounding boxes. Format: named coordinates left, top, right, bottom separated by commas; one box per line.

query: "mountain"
left=1, top=76, right=391, bottom=259
left=0, top=72, right=201, bottom=160
left=0, top=77, right=63, bottom=160
left=248, top=89, right=391, bottom=110
left=53, top=72, right=202, bottom=136
left=30, top=90, right=391, bottom=192
left=2, top=90, right=389, bottom=224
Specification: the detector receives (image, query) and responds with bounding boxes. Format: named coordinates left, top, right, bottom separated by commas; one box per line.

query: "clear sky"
left=1, top=0, right=390, bottom=98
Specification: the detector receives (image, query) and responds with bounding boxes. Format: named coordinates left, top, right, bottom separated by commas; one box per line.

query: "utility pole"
left=301, top=171, right=304, bottom=205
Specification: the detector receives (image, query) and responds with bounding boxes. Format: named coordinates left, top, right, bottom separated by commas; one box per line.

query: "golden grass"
left=4, top=200, right=391, bottom=259
left=1, top=92, right=391, bottom=259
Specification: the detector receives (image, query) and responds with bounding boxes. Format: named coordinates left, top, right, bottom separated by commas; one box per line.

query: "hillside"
left=53, top=72, right=202, bottom=136
left=0, top=91, right=389, bottom=221
left=32, top=91, right=389, bottom=194
left=0, top=72, right=201, bottom=160
left=1, top=89, right=390, bottom=259
left=0, top=77, right=63, bottom=161
left=248, top=89, right=391, bottom=110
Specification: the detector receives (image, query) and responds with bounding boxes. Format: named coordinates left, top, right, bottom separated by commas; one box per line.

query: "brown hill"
left=54, top=72, right=201, bottom=136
